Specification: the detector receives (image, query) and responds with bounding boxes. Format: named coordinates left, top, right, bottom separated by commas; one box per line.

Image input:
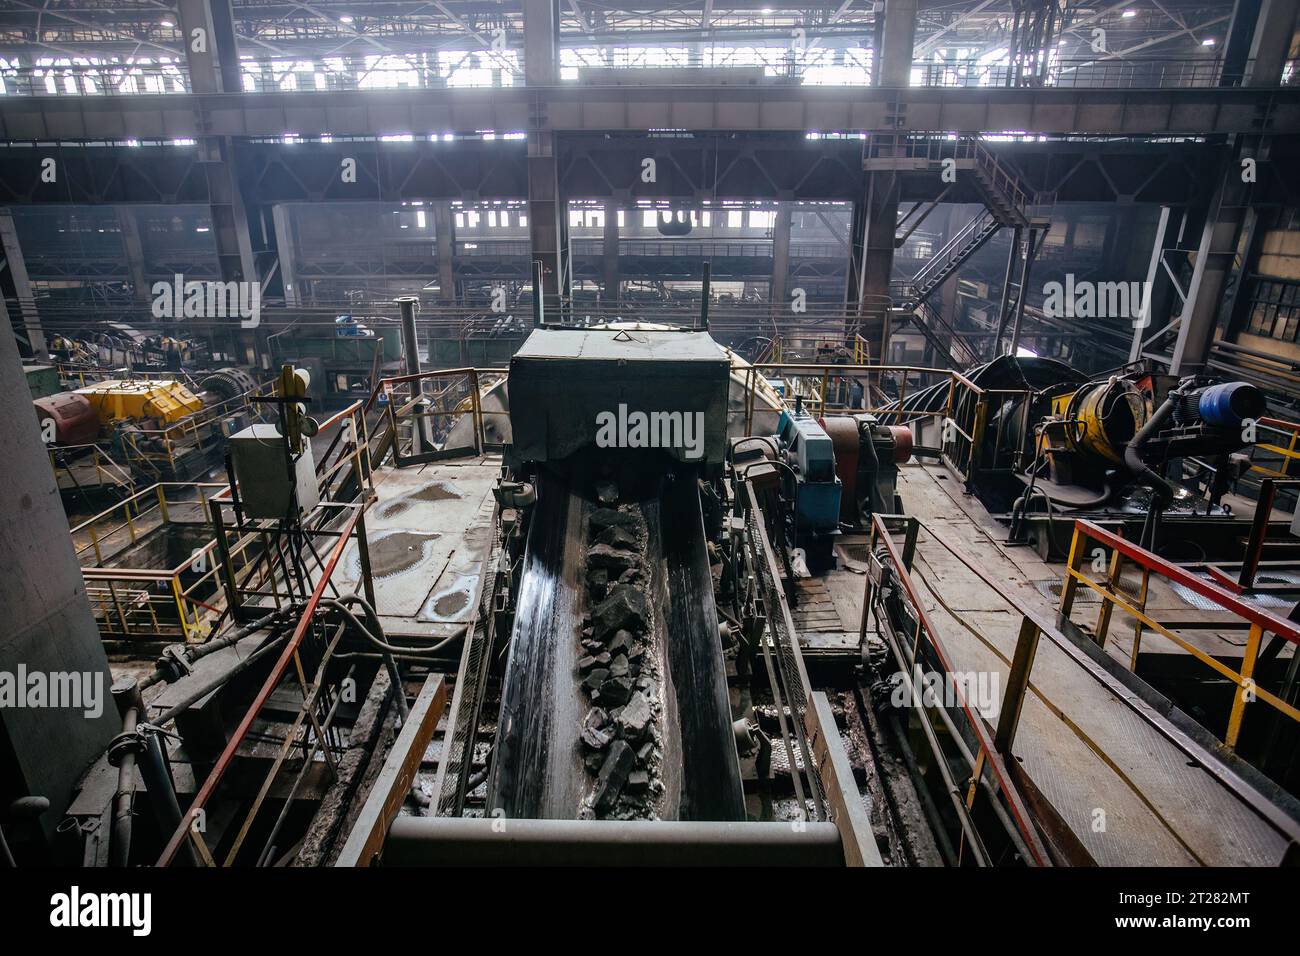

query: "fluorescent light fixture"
left=1202, top=37, right=1216, bottom=45
left=340, top=15, right=354, bottom=24
left=1121, top=9, right=1136, bottom=18
left=160, top=19, right=175, bottom=28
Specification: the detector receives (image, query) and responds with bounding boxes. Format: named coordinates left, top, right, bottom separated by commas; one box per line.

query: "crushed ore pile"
left=576, top=480, right=665, bottom=819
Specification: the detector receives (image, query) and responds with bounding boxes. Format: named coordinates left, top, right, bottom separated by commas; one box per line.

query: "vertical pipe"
left=700, top=261, right=712, bottom=330
left=993, top=226, right=1021, bottom=354
left=396, top=296, right=423, bottom=454
left=532, top=260, right=545, bottom=327
left=138, top=726, right=197, bottom=865
left=1007, top=228, right=1037, bottom=356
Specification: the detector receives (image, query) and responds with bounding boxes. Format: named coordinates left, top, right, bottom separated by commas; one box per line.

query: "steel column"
left=117, top=207, right=152, bottom=307
left=270, top=205, right=299, bottom=307
left=433, top=201, right=457, bottom=304
left=1245, top=0, right=1299, bottom=85
left=177, top=0, right=240, bottom=95
left=0, top=209, right=44, bottom=359
left=602, top=200, right=620, bottom=304
left=771, top=204, right=792, bottom=307
left=1131, top=206, right=1172, bottom=362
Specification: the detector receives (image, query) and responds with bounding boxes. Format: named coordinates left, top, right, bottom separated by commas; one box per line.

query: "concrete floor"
left=331, top=455, right=501, bottom=640
left=831, top=459, right=1293, bottom=866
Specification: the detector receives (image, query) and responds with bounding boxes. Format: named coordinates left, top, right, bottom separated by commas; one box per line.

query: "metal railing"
left=869, top=134, right=1030, bottom=218
left=156, top=501, right=373, bottom=866
left=0, top=57, right=526, bottom=97
left=1060, top=519, right=1300, bottom=757
left=1249, top=416, right=1300, bottom=480
left=71, top=482, right=229, bottom=643
left=862, top=513, right=1051, bottom=864
left=49, top=443, right=135, bottom=496
left=733, top=359, right=1033, bottom=491
left=866, top=512, right=1300, bottom=865
left=370, top=366, right=508, bottom=466
left=738, top=361, right=954, bottom=431
left=910, top=55, right=1253, bottom=89
left=2, top=54, right=1267, bottom=99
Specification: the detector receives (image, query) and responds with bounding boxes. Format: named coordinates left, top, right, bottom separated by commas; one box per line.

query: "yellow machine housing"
left=75, top=379, right=204, bottom=424
left=1037, top=378, right=1149, bottom=465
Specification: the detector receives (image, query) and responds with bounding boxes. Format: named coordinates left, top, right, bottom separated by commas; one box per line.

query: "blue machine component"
left=335, top=314, right=375, bottom=338
left=1197, top=381, right=1265, bottom=428
left=777, top=408, right=842, bottom=532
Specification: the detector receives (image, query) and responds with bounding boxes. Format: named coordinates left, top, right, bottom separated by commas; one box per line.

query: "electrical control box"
left=229, top=423, right=319, bottom=519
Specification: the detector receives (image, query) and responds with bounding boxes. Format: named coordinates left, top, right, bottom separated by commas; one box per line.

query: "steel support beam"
left=602, top=200, right=620, bottom=303
left=858, top=170, right=900, bottom=354
left=117, top=206, right=151, bottom=306
left=994, top=225, right=1022, bottom=354
left=433, top=201, right=457, bottom=304
left=771, top=204, right=792, bottom=306
left=1131, top=205, right=1173, bottom=362
left=0, top=209, right=44, bottom=359
left=1007, top=227, right=1040, bottom=356
left=934, top=203, right=963, bottom=362
left=528, top=131, right=568, bottom=317
left=849, top=0, right=917, bottom=353
left=1170, top=155, right=1253, bottom=374
left=524, top=0, right=566, bottom=315
left=270, top=204, right=299, bottom=307
left=5, top=87, right=1295, bottom=141
left=176, top=0, right=258, bottom=359
left=199, top=136, right=257, bottom=288
left=877, top=0, right=918, bottom=87
left=177, top=0, right=241, bottom=95
left=523, top=0, right=559, bottom=86
left=1246, top=0, right=1300, bottom=86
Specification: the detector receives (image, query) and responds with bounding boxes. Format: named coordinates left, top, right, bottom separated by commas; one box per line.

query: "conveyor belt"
left=660, top=473, right=747, bottom=820
left=488, top=472, right=586, bottom=818
left=488, top=469, right=744, bottom=821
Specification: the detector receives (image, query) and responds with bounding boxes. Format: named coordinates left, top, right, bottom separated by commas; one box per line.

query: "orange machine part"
left=888, top=425, right=914, bottom=463
left=820, top=416, right=860, bottom=524
left=33, top=392, right=100, bottom=445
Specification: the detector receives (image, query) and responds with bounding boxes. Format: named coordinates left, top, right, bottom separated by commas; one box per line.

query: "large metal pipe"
left=395, top=295, right=426, bottom=453
left=110, top=677, right=197, bottom=866
left=109, top=680, right=142, bottom=867
left=382, top=817, right=844, bottom=866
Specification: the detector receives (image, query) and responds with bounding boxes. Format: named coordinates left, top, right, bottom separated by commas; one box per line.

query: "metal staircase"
left=888, top=135, right=1040, bottom=367
left=908, top=210, right=1003, bottom=306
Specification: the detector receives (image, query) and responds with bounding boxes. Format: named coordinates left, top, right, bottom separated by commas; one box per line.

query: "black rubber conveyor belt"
left=487, top=469, right=745, bottom=822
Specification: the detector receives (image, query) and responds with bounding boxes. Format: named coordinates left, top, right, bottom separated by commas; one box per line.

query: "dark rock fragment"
left=590, top=586, right=648, bottom=637
left=581, top=707, right=613, bottom=750
left=593, top=740, right=635, bottom=811
left=598, top=675, right=634, bottom=707
left=589, top=508, right=638, bottom=535
left=608, top=653, right=630, bottom=679
left=595, top=524, right=639, bottom=550
left=625, top=770, right=649, bottom=795
left=587, top=543, right=638, bottom=574
left=616, top=691, right=652, bottom=740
